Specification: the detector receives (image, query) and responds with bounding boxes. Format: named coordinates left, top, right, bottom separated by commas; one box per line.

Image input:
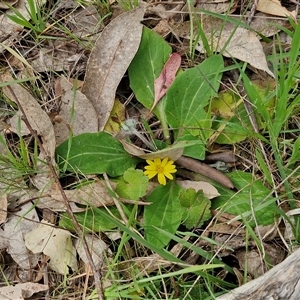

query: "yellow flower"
left=144, top=157, right=177, bottom=185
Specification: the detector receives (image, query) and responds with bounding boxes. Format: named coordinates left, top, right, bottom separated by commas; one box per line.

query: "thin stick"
left=7, top=85, right=104, bottom=300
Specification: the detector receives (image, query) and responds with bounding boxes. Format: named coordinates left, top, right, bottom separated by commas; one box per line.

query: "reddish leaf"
left=150, top=53, right=181, bottom=112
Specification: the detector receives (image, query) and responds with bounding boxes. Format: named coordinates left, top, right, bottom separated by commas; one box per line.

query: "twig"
left=7, top=86, right=105, bottom=300
left=176, top=156, right=234, bottom=189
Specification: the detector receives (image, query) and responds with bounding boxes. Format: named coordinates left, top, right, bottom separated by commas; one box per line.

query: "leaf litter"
left=0, top=0, right=298, bottom=298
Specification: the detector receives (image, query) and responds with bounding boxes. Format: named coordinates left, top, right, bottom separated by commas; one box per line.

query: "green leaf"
left=144, top=182, right=183, bottom=248
left=128, top=27, right=172, bottom=115
left=56, top=132, right=139, bottom=176
left=59, top=206, right=120, bottom=232
left=211, top=171, right=279, bottom=226
left=179, top=188, right=211, bottom=229
left=165, top=55, right=223, bottom=132
left=176, top=133, right=206, bottom=160
left=287, top=136, right=300, bottom=167
left=115, top=168, right=149, bottom=200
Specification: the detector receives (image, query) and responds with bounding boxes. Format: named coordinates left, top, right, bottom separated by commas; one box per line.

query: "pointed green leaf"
left=165, top=55, right=223, bottom=131
left=128, top=27, right=172, bottom=116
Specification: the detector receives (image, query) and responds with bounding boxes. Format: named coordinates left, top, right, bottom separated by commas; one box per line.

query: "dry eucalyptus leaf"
left=257, top=0, right=296, bottom=21
left=120, top=140, right=184, bottom=161
left=4, top=202, right=39, bottom=270
left=28, top=190, right=86, bottom=212
left=24, top=220, right=78, bottom=275
left=0, top=283, right=48, bottom=300
left=172, top=18, right=274, bottom=77
left=177, top=179, right=220, bottom=199
left=75, top=234, right=109, bottom=270
left=243, top=12, right=289, bottom=38
left=29, top=180, right=116, bottom=211
left=196, top=0, right=237, bottom=14
left=82, top=3, right=146, bottom=130
left=195, top=21, right=274, bottom=77
left=0, top=228, right=9, bottom=249
left=3, top=73, right=56, bottom=190
left=0, top=0, right=46, bottom=52
left=0, top=0, right=18, bottom=9
left=54, top=76, right=98, bottom=146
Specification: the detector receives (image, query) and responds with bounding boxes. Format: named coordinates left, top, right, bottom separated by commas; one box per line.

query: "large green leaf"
left=56, top=132, right=139, bottom=176
left=165, top=54, right=223, bottom=131
left=128, top=27, right=172, bottom=115
left=211, top=171, right=279, bottom=226
left=144, top=182, right=183, bottom=249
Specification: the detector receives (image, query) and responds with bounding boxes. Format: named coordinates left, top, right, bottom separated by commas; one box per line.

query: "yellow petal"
left=161, top=157, right=169, bottom=167
left=146, top=159, right=156, bottom=166
left=158, top=173, right=166, bottom=185
left=144, top=170, right=157, bottom=179
left=165, top=159, right=174, bottom=166
left=164, top=172, right=174, bottom=180
left=145, top=165, right=157, bottom=171
left=153, top=157, right=162, bottom=165
left=165, top=166, right=177, bottom=173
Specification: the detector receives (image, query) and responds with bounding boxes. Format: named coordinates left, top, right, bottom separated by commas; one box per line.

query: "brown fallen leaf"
left=176, top=156, right=234, bottom=189
left=75, top=234, right=110, bottom=270
left=0, top=282, right=48, bottom=300
left=120, top=140, right=184, bottom=161
left=82, top=3, right=146, bottom=130
left=0, top=194, right=7, bottom=224
left=257, top=0, right=297, bottom=21
left=196, top=24, right=274, bottom=77
left=150, top=53, right=181, bottom=113
left=54, top=76, right=98, bottom=146
left=3, top=202, right=39, bottom=273
left=172, top=17, right=275, bottom=77
left=177, top=179, right=220, bottom=199
left=24, top=220, right=78, bottom=275
left=3, top=73, right=57, bottom=190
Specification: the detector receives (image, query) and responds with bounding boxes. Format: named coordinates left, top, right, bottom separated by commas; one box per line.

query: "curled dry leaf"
left=82, top=3, right=146, bottom=130
left=54, top=76, right=98, bottom=146
left=177, top=180, right=220, bottom=199
left=24, top=220, right=78, bottom=275
left=0, top=283, right=48, bottom=300
left=151, top=53, right=181, bottom=113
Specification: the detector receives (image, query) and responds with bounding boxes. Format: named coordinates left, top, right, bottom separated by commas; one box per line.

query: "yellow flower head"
left=144, top=157, right=177, bottom=186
